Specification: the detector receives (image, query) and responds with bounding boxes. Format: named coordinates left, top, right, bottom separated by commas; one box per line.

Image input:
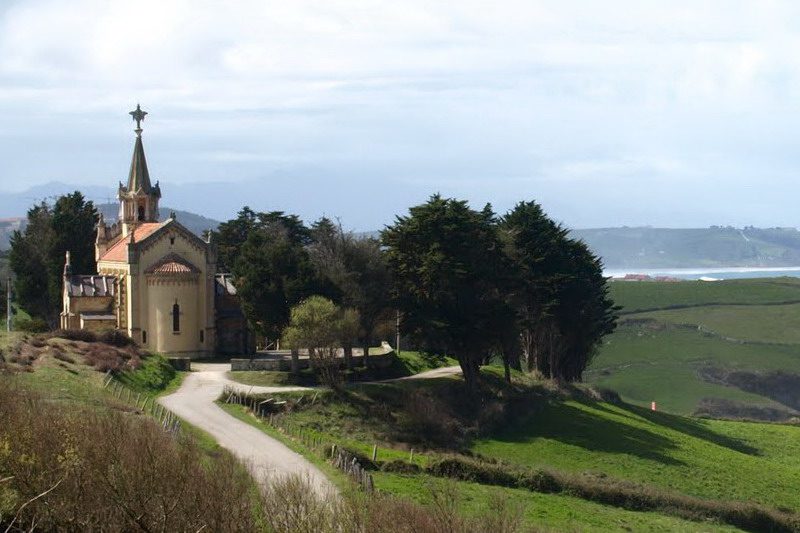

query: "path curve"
left=159, top=363, right=334, bottom=496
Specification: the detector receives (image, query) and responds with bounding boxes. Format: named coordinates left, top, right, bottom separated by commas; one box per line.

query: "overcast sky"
left=2, top=1, right=800, bottom=229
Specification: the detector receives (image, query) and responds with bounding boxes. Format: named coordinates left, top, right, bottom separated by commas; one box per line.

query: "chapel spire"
left=118, top=104, right=161, bottom=235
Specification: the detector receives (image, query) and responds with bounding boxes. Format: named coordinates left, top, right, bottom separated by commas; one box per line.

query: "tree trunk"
left=344, top=345, right=353, bottom=370
left=503, top=357, right=511, bottom=384
left=290, top=348, right=299, bottom=375
left=361, top=345, right=369, bottom=368
left=459, top=358, right=480, bottom=393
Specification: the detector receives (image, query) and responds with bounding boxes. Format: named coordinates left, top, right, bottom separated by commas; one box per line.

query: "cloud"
left=2, top=1, right=800, bottom=228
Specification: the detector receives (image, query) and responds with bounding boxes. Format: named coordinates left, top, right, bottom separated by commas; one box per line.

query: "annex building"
left=60, top=106, right=253, bottom=357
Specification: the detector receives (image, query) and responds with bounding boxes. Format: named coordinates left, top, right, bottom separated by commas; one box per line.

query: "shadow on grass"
left=490, top=399, right=687, bottom=466
left=626, top=404, right=761, bottom=456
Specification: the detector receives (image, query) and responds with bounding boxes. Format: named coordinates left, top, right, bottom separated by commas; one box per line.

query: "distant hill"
left=0, top=207, right=219, bottom=252
left=570, top=226, right=800, bottom=268
left=95, top=204, right=220, bottom=237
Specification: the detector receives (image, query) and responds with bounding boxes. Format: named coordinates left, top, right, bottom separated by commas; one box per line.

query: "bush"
left=52, top=328, right=98, bottom=343
left=0, top=384, right=259, bottom=532
left=260, top=474, right=523, bottom=533
left=99, top=329, right=136, bottom=347
left=14, top=317, right=48, bottom=333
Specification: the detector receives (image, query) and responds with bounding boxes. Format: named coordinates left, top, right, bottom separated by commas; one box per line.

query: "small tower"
left=118, top=104, right=161, bottom=236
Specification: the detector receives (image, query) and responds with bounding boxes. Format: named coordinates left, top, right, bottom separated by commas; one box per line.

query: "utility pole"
left=6, top=277, right=12, bottom=332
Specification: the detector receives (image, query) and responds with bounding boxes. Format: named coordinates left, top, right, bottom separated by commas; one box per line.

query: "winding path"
left=158, top=363, right=331, bottom=495
left=158, top=362, right=462, bottom=495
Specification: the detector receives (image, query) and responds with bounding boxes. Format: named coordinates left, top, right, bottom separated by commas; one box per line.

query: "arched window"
left=138, top=205, right=146, bottom=221
left=172, top=302, right=180, bottom=333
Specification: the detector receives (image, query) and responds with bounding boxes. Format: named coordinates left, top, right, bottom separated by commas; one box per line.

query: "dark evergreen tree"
left=230, top=214, right=335, bottom=341
left=382, top=195, right=510, bottom=391
left=9, top=194, right=97, bottom=325
left=501, top=201, right=617, bottom=381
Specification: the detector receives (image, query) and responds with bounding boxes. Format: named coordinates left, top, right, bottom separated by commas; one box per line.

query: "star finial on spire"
left=129, top=103, right=147, bottom=136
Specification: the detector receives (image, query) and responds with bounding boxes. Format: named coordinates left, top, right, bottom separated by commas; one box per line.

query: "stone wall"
left=231, top=351, right=394, bottom=372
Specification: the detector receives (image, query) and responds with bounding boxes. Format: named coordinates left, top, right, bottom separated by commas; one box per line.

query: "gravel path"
left=158, top=362, right=463, bottom=497
left=158, top=363, right=333, bottom=496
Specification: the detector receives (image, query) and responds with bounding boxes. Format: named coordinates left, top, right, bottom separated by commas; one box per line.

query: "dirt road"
left=158, top=362, right=462, bottom=496
left=158, top=363, right=333, bottom=496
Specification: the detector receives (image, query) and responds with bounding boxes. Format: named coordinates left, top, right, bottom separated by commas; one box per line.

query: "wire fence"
left=222, top=385, right=375, bottom=492
left=103, top=373, right=182, bottom=435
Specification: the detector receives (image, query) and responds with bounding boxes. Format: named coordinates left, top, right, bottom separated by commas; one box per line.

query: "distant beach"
left=604, top=266, right=800, bottom=281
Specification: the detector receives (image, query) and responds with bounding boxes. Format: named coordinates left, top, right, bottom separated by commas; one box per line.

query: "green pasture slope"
left=227, top=369, right=799, bottom=531
left=586, top=277, right=800, bottom=414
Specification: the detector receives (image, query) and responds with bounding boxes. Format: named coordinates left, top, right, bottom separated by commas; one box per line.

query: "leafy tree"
left=501, top=201, right=617, bottom=381
left=282, top=296, right=360, bottom=387
left=215, top=207, right=259, bottom=271
left=382, top=195, right=510, bottom=391
left=308, top=218, right=393, bottom=367
left=215, top=207, right=312, bottom=272
left=9, top=194, right=97, bottom=325
left=230, top=215, right=336, bottom=342
left=9, top=202, right=52, bottom=321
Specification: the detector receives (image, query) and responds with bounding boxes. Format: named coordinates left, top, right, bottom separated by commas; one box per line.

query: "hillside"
left=585, top=277, right=800, bottom=417
left=572, top=226, right=800, bottom=268
left=224, top=367, right=799, bottom=531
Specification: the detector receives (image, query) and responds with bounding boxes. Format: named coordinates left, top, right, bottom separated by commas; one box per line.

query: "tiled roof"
left=153, top=261, right=193, bottom=274
left=66, top=275, right=117, bottom=297
left=215, top=274, right=237, bottom=296
left=99, top=222, right=163, bottom=262
left=146, top=253, right=199, bottom=275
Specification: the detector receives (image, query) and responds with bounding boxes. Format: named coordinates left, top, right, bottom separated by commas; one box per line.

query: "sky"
left=2, top=1, right=800, bottom=230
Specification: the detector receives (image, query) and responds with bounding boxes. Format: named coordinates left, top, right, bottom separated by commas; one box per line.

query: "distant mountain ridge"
left=95, top=204, right=220, bottom=237
left=570, top=226, right=800, bottom=269
left=3, top=185, right=800, bottom=268
left=0, top=205, right=220, bottom=252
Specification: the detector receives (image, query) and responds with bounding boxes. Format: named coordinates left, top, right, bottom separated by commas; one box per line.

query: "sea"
left=604, top=267, right=800, bottom=281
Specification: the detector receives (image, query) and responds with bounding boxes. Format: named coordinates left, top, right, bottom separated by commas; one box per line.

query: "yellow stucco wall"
left=87, top=221, right=217, bottom=358
left=133, top=224, right=215, bottom=356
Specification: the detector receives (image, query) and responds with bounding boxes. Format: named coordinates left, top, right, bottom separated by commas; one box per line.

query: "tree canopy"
left=382, top=195, right=511, bottom=390
left=500, top=201, right=617, bottom=381
left=383, top=196, right=618, bottom=390
left=282, top=296, right=360, bottom=387
left=9, top=193, right=97, bottom=324
left=218, top=209, right=335, bottom=340
left=308, top=217, right=393, bottom=353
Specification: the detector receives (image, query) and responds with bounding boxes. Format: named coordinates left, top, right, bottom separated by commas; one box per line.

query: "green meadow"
left=587, top=277, right=800, bottom=415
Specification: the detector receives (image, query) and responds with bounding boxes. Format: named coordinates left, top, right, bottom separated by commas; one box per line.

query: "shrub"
left=14, top=317, right=49, bottom=333
left=52, top=328, right=98, bottom=343
left=260, top=474, right=523, bottom=533
left=83, top=343, right=140, bottom=373
left=99, top=329, right=136, bottom=347
left=0, top=384, right=259, bottom=532
left=52, top=350, right=75, bottom=364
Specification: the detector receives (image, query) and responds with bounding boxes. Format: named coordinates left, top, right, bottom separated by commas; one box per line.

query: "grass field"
left=228, top=365, right=800, bottom=531
left=588, top=277, right=800, bottom=416
left=373, top=473, right=739, bottom=532
left=610, top=277, right=800, bottom=313
left=471, top=398, right=800, bottom=510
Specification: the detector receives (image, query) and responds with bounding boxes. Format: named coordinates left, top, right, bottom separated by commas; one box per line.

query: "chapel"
left=60, top=105, right=253, bottom=357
